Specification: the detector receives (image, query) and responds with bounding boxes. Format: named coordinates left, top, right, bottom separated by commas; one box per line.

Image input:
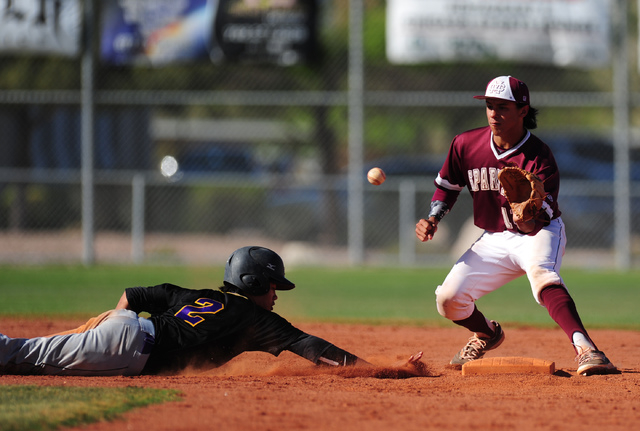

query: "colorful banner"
left=100, top=0, right=317, bottom=67
left=0, top=0, right=81, bottom=56
left=386, top=0, right=611, bottom=69
left=100, top=0, right=219, bottom=66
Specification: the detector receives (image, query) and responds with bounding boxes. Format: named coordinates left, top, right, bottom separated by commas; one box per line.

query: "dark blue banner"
left=100, top=0, right=317, bottom=67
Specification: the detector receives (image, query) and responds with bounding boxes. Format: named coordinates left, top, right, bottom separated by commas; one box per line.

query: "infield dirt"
left=1, top=317, right=638, bottom=431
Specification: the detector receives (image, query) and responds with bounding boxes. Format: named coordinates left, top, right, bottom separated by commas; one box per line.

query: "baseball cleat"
left=450, top=321, right=505, bottom=367
left=576, top=348, right=617, bottom=376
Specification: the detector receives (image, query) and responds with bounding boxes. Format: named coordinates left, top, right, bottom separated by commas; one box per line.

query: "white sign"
left=387, top=0, right=611, bottom=68
left=0, top=0, right=82, bottom=56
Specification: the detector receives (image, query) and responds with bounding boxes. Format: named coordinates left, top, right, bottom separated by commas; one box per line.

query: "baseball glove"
left=498, top=167, right=546, bottom=222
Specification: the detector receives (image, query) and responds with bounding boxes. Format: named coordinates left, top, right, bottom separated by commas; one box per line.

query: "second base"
left=461, top=356, right=555, bottom=375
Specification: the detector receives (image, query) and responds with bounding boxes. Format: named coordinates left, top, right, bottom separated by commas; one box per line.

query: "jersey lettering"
left=480, top=168, right=489, bottom=190
left=468, top=167, right=501, bottom=192
left=175, top=298, right=224, bottom=327
left=489, top=168, right=500, bottom=191
left=469, top=169, right=479, bottom=191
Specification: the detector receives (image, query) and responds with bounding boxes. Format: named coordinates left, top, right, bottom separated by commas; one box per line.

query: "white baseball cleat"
left=450, top=321, right=505, bottom=367
left=576, top=348, right=617, bottom=376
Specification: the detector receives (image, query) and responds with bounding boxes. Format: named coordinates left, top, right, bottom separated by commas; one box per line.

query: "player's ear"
left=519, top=105, right=529, bottom=118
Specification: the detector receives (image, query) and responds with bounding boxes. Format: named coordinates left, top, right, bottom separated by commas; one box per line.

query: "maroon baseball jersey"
left=432, top=126, right=561, bottom=233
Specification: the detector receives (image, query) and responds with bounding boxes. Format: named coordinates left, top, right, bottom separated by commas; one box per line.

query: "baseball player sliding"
left=0, top=246, right=423, bottom=376
left=416, top=76, right=617, bottom=376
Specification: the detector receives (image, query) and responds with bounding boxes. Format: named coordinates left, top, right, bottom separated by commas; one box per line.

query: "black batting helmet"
left=223, top=246, right=295, bottom=296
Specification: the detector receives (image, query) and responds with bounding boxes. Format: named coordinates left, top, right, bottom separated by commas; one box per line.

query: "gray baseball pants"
left=0, top=309, right=155, bottom=376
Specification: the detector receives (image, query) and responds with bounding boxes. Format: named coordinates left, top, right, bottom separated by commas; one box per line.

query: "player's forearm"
left=317, top=345, right=367, bottom=367
left=288, top=334, right=368, bottom=367
left=353, top=357, right=373, bottom=367
left=115, top=291, right=131, bottom=310
left=428, top=200, right=450, bottom=222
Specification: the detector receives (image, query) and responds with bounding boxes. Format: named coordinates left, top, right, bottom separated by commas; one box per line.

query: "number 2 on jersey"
left=175, top=298, right=224, bottom=327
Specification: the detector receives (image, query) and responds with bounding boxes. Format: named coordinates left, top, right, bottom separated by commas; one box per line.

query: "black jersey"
left=125, top=284, right=346, bottom=374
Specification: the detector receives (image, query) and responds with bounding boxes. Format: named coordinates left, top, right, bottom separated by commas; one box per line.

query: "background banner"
left=214, top=0, right=317, bottom=66
left=0, top=0, right=81, bottom=57
left=100, top=0, right=317, bottom=67
left=100, top=0, right=219, bottom=66
left=386, top=0, right=611, bottom=68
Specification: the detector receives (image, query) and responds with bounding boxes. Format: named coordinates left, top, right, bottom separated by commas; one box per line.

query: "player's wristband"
left=428, top=200, right=449, bottom=222
left=317, top=345, right=359, bottom=367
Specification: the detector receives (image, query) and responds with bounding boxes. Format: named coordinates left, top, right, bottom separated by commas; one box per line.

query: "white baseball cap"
left=474, top=75, right=530, bottom=105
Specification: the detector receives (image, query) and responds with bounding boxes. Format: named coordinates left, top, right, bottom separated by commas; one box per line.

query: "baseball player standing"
left=0, top=246, right=423, bottom=376
left=415, top=76, right=616, bottom=376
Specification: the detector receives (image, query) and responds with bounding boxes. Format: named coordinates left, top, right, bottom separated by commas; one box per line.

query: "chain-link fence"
left=0, top=0, right=638, bottom=268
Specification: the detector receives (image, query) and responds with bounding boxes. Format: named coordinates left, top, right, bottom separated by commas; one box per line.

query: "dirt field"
left=1, top=317, right=638, bottom=431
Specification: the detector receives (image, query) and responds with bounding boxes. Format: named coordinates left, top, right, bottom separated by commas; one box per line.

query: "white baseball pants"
left=435, top=218, right=567, bottom=321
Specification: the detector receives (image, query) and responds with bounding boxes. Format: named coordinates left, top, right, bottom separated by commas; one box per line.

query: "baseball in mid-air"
left=367, top=167, right=386, bottom=185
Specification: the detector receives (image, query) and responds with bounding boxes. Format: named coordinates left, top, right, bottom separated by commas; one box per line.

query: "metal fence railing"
left=0, top=0, right=638, bottom=268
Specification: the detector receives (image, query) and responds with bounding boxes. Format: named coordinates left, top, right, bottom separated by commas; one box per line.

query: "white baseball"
left=367, top=167, right=386, bottom=185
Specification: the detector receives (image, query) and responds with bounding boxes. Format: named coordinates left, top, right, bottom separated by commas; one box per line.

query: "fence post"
left=399, top=180, right=416, bottom=266
left=81, top=0, right=96, bottom=265
left=347, top=0, right=365, bottom=264
left=613, top=0, right=631, bottom=269
left=132, top=174, right=146, bottom=263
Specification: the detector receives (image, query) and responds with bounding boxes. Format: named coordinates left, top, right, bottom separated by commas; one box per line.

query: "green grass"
left=0, top=264, right=637, bottom=429
left=0, top=264, right=638, bottom=329
left=0, top=265, right=223, bottom=317
left=0, top=385, right=180, bottom=431
left=280, top=266, right=640, bottom=329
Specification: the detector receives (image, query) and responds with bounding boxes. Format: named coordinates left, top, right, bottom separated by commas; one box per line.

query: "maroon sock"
left=453, top=305, right=494, bottom=337
left=539, top=284, right=596, bottom=350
